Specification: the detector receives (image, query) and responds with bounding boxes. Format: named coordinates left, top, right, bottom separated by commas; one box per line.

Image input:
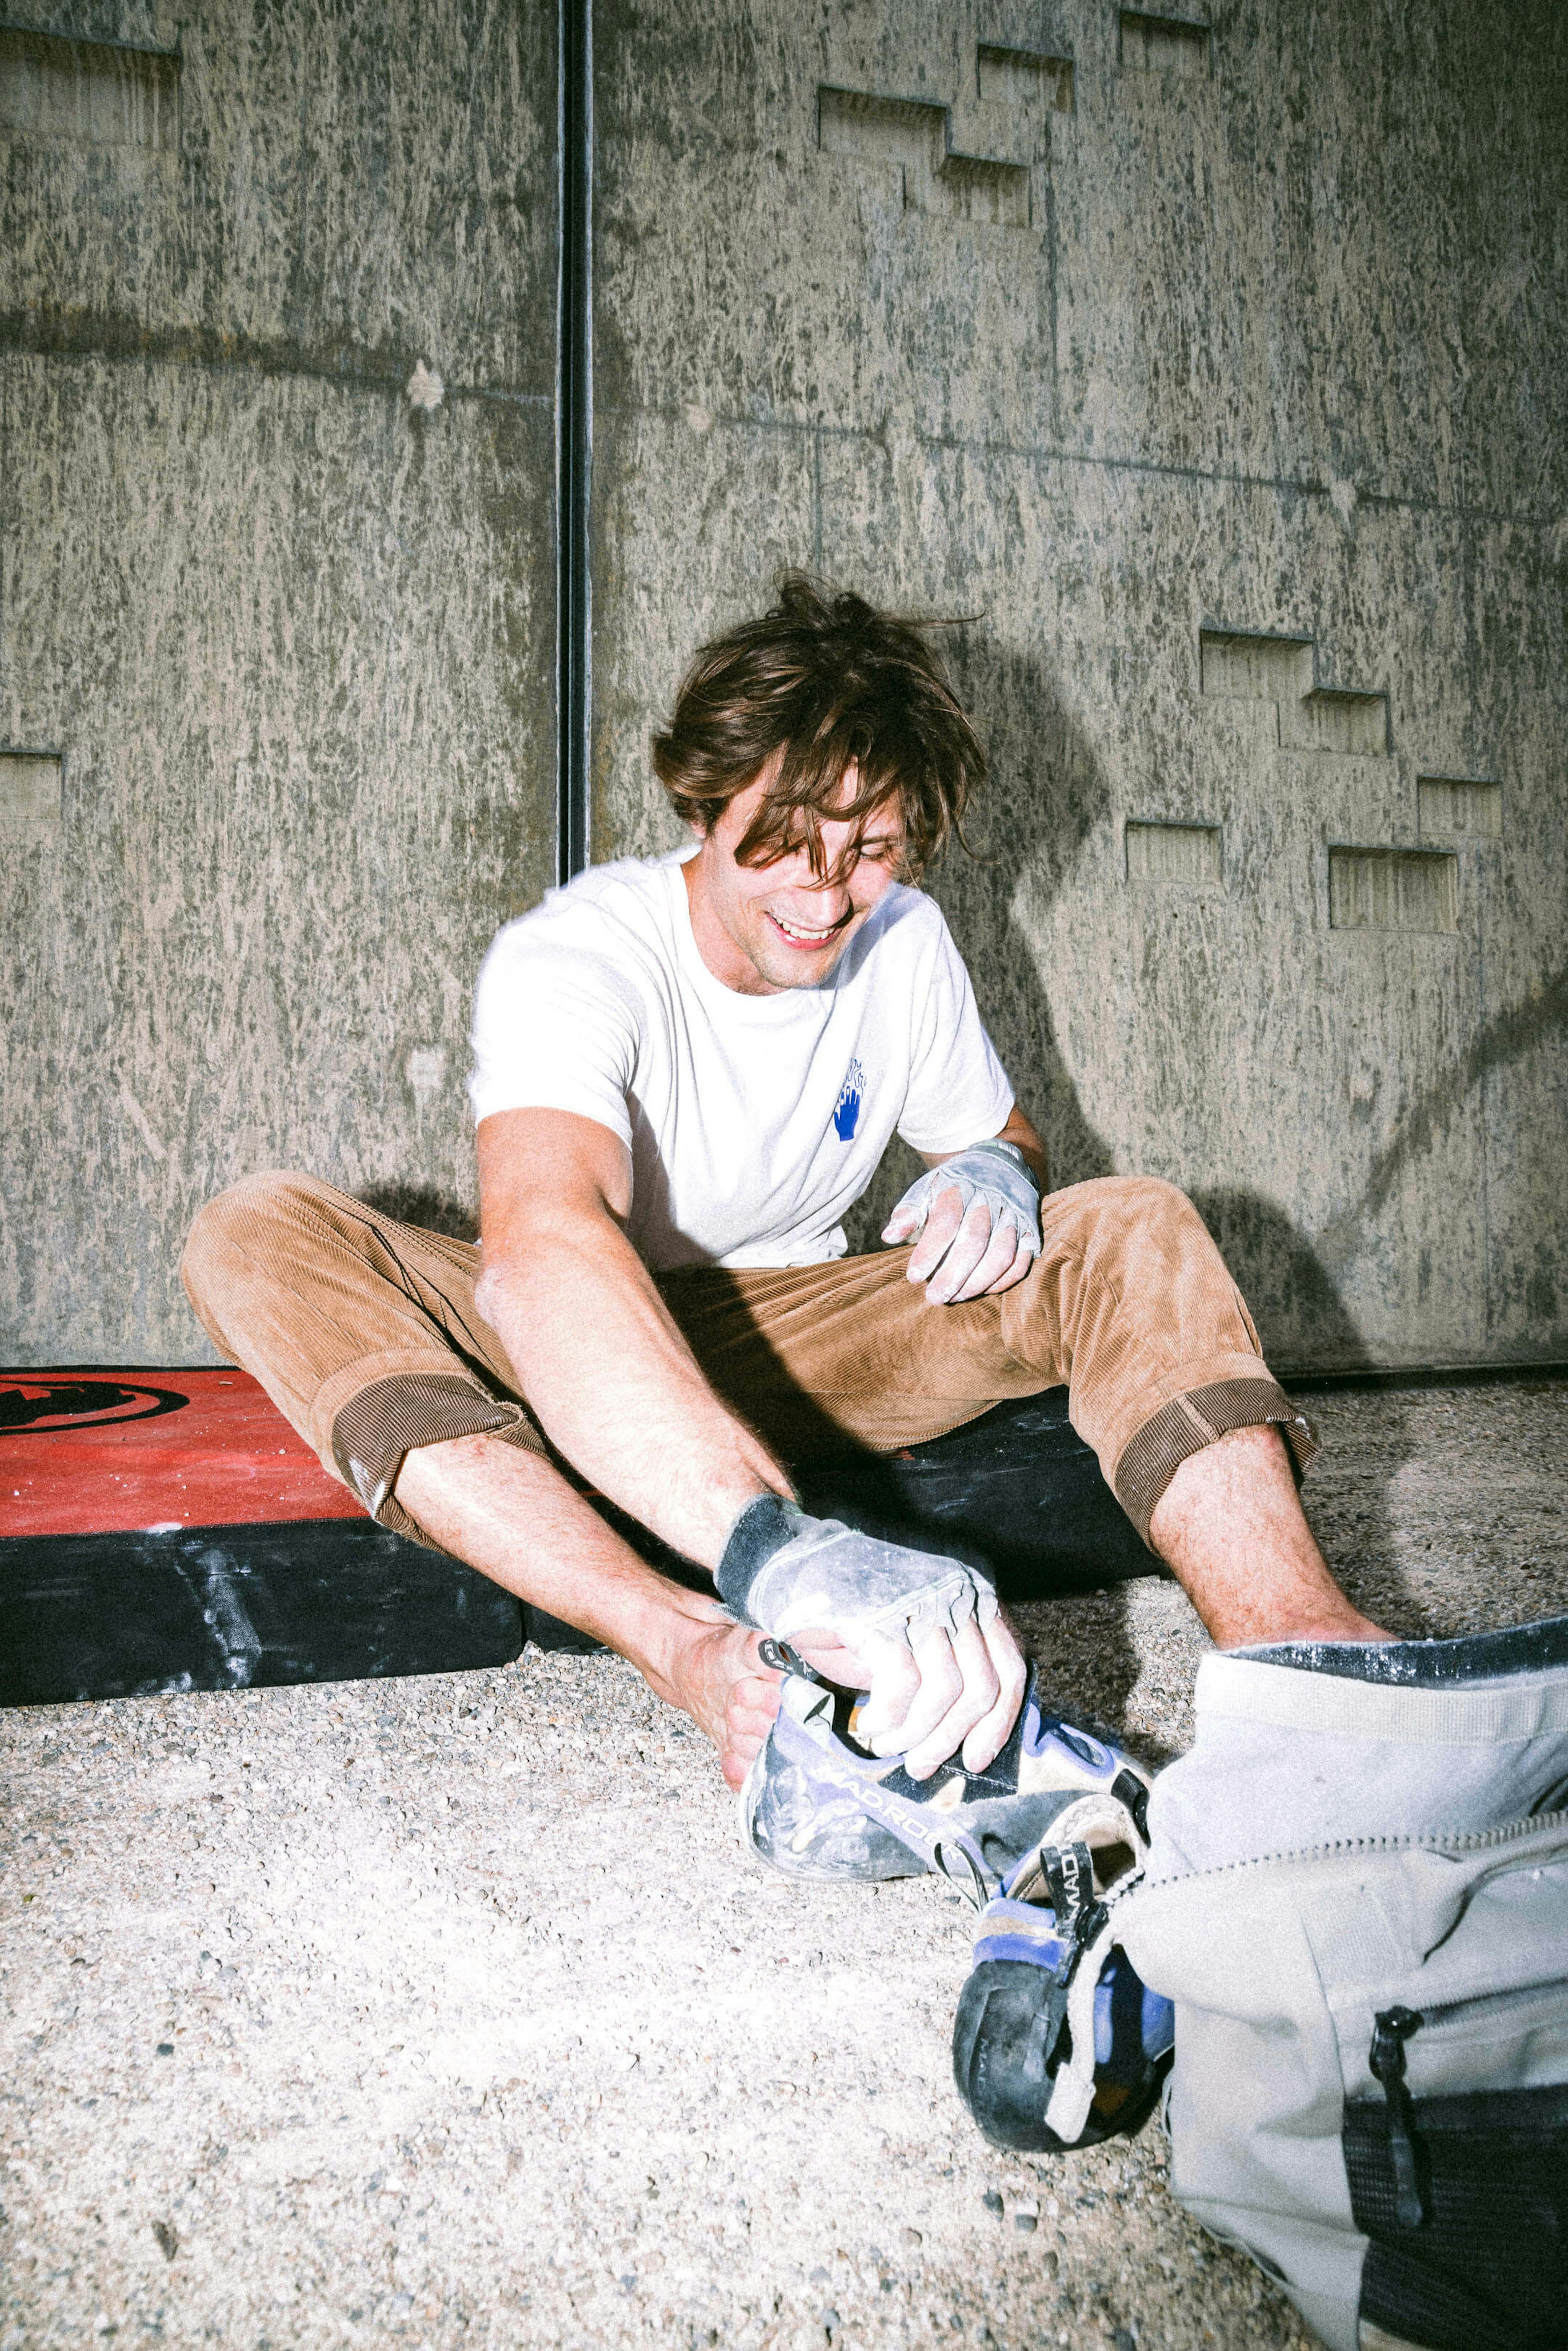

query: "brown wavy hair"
left=650, top=573, right=985, bottom=883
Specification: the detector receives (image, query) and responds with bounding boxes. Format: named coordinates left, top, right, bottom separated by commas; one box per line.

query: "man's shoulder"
left=483, top=853, right=687, bottom=971
left=526, top=850, right=685, bottom=925
left=843, top=880, right=958, bottom=978
left=882, top=880, right=950, bottom=941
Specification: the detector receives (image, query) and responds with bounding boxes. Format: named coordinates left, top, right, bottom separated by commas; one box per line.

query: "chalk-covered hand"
left=881, top=1138, right=1041, bottom=1303
left=716, top=1496, right=1025, bottom=1776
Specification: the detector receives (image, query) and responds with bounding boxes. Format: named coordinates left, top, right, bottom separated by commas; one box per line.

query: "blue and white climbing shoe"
left=952, top=1822, right=1174, bottom=2153
left=740, top=1657, right=1153, bottom=1903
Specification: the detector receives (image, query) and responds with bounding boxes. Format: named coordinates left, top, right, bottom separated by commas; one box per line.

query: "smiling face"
left=682, top=762, right=906, bottom=996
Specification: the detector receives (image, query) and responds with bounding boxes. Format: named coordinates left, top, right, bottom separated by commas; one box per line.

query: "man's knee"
left=1067, top=1173, right=1206, bottom=1238
left=181, top=1169, right=330, bottom=1318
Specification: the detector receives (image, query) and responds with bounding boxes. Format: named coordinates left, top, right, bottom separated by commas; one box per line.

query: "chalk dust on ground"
left=3, top=1380, right=1565, bottom=2351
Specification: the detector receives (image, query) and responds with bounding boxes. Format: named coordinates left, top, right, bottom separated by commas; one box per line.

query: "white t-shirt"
left=468, top=848, right=1015, bottom=1272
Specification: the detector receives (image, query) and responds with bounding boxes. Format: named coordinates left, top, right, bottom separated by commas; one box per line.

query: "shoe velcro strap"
left=1044, top=1905, right=1123, bottom=2145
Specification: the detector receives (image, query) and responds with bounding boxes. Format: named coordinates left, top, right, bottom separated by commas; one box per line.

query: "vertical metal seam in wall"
left=557, top=0, right=593, bottom=883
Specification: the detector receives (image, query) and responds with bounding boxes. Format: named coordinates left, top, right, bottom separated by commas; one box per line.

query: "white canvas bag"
left=1112, top=1619, right=1568, bottom=2351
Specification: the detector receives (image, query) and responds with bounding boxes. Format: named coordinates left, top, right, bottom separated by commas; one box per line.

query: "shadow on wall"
left=844, top=622, right=1430, bottom=1668
left=1193, top=1187, right=1375, bottom=1376
left=1192, top=1188, right=1428, bottom=1638
left=355, top=1182, right=479, bottom=1242
left=945, top=620, right=1121, bottom=1190
left=1313, top=958, right=1568, bottom=1332
left=843, top=620, right=1118, bottom=1254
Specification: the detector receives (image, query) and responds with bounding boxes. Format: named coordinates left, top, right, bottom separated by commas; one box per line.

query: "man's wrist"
left=966, top=1138, right=1032, bottom=1180
left=715, top=1491, right=803, bottom=1623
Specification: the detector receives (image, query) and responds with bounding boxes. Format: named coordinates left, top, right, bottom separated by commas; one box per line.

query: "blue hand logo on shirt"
left=832, top=1057, right=865, bottom=1142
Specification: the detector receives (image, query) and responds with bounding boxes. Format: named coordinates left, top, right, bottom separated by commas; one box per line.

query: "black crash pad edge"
left=0, top=1517, right=525, bottom=1707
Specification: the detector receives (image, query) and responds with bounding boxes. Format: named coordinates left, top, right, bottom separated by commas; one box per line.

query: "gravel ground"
left=3, top=1379, right=1565, bottom=2351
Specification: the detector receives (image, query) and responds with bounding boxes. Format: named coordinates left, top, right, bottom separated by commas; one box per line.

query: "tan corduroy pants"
left=181, top=1171, right=1315, bottom=1554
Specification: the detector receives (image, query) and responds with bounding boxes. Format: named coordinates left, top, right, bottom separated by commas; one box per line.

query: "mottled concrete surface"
left=591, top=0, right=1568, bottom=1373
left=1, top=0, right=559, bottom=1362
left=5, top=0, right=1565, bottom=1370
left=3, top=1377, right=1565, bottom=2351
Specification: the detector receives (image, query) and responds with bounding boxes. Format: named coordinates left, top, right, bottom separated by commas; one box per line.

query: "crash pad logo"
left=831, top=1057, right=866, bottom=1142
left=0, top=1379, right=189, bottom=1433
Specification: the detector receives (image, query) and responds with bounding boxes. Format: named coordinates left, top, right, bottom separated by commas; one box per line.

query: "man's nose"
left=803, top=866, right=854, bottom=910
left=812, top=829, right=862, bottom=889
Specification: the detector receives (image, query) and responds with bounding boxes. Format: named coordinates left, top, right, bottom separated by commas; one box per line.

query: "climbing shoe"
left=739, top=1657, right=1153, bottom=1903
left=952, top=1822, right=1174, bottom=2154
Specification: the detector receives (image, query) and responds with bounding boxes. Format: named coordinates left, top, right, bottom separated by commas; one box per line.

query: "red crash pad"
left=0, top=1370, right=363, bottom=1538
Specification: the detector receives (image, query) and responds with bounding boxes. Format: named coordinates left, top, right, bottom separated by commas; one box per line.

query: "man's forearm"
left=474, top=1221, right=789, bottom=1570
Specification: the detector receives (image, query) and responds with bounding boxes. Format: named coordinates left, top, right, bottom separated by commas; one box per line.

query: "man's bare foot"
left=394, top=1437, right=784, bottom=1787
left=660, top=1614, right=783, bottom=1789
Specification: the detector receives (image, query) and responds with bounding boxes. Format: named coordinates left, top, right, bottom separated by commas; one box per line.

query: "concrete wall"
left=0, top=2, right=558, bottom=1362
left=589, top=0, right=1568, bottom=1370
left=5, top=0, right=1563, bottom=1374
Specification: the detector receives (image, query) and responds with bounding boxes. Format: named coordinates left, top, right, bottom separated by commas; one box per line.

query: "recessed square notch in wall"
left=817, top=86, right=1030, bottom=226
left=1296, top=687, right=1389, bottom=758
left=0, top=750, right=63, bottom=825
left=976, top=43, right=1075, bottom=114
left=1329, top=849, right=1457, bottom=934
left=1199, top=631, right=1312, bottom=701
left=1198, top=630, right=1390, bottom=756
left=0, top=24, right=179, bottom=152
left=1126, top=820, right=1221, bottom=888
left=1418, top=777, right=1502, bottom=839
left=1119, top=10, right=1212, bottom=74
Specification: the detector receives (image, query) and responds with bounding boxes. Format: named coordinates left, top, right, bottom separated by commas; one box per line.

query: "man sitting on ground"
left=183, top=575, right=1384, bottom=1799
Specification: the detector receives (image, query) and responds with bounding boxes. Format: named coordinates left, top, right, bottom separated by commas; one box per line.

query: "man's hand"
left=716, top=1498, right=1027, bottom=1778
left=881, top=1138, right=1042, bottom=1305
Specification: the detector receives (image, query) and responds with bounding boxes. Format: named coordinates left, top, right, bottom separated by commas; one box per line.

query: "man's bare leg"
left=1148, top=1423, right=1388, bottom=1647
left=394, top=1433, right=782, bottom=1789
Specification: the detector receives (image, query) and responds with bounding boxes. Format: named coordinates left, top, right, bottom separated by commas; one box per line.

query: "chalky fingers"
left=960, top=1609, right=1028, bottom=1773
left=900, top=1610, right=1007, bottom=1779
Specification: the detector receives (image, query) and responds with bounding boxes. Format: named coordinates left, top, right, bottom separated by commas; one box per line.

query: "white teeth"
left=773, top=914, right=834, bottom=942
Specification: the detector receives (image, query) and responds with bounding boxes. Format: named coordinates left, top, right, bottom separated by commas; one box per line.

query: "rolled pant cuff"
left=328, top=1369, right=544, bottom=1547
left=1113, top=1376, right=1319, bottom=1548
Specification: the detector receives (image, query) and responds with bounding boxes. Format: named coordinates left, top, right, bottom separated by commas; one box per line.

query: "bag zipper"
left=1358, top=1975, right=1567, bottom=2239
left=1118, top=1803, right=1568, bottom=1903
left=1404, top=1975, right=1568, bottom=2036
left=1368, top=2006, right=1426, bottom=2228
